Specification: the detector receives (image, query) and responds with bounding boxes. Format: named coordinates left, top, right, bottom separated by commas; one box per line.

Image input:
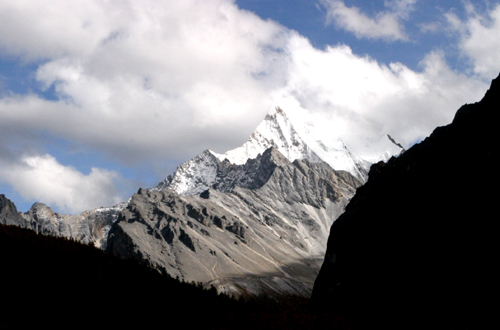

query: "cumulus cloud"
left=0, top=154, right=124, bottom=214
left=0, top=0, right=290, bottom=164
left=272, top=35, right=487, bottom=158
left=446, top=2, right=500, bottom=79
left=320, top=0, right=417, bottom=41
left=0, top=0, right=493, bottom=213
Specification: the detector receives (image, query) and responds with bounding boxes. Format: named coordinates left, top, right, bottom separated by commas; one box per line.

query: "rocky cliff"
left=0, top=194, right=28, bottom=227
left=0, top=197, right=126, bottom=249
left=0, top=105, right=398, bottom=298
left=312, top=74, right=499, bottom=328
left=159, top=106, right=402, bottom=195
left=107, top=147, right=361, bottom=297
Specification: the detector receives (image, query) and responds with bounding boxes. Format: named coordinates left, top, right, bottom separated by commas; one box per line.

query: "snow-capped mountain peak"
left=156, top=149, right=220, bottom=196
left=211, top=107, right=322, bottom=166
left=161, top=106, right=402, bottom=195
left=211, top=106, right=372, bottom=180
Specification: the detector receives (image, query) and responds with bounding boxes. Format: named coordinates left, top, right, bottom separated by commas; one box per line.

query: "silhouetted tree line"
left=0, top=223, right=351, bottom=330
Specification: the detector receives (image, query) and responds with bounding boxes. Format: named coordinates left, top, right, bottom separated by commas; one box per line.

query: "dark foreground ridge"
left=1, top=220, right=357, bottom=329
left=312, top=74, right=500, bottom=329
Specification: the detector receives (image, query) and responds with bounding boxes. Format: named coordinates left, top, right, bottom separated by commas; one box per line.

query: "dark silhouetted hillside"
left=312, top=74, right=499, bottom=329
left=1, top=221, right=354, bottom=329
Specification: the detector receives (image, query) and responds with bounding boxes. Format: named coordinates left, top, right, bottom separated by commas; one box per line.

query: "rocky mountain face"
left=0, top=194, right=28, bottom=227
left=0, top=197, right=126, bottom=249
left=312, top=74, right=499, bottom=327
left=107, top=147, right=362, bottom=297
left=158, top=107, right=401, bottom=195
left=103, top=107, right=393, bottom=297
left=0, top=106, right=399, bottom=298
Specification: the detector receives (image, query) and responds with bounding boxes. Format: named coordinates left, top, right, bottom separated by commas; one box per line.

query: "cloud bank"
left=0, top=154, right=123, bottom=214
left=0, top=0, right=497, bottom=213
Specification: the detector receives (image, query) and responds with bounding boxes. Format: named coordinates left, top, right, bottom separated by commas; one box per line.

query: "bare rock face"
left=108, top=106, right=395, bottom=298
left=157, top=106, right=400, bottom=196
left=0, top=194, right=29, bottom=227
left=1, top=105, right=395, bottom=299
left=0, top=198, right=126, bottom=248
left=107, top=147, right=361, bottom=297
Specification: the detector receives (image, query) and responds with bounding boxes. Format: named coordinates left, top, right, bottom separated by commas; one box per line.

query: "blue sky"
left=1, top=0, right=499, bottom=213
left=237, top=1, right=459, bottom=66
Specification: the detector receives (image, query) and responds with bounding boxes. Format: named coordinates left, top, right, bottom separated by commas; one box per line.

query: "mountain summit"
left=213, top=106, right=403, bottom=180
left=104, top=107, right=406, bottom=297
left=1, top=106, right=400, bottom=298
left=212, top=107, right=324, bottom=168
left=161, top=106, right=401, bottom=196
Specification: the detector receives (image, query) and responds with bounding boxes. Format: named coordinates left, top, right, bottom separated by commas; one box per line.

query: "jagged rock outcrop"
left=107, top=147, right=362, bottom=297
left=0, top=194, right=30, bottom=227
left=1, top=105, right=400, bottom=299
left=312, top=74, right=499, bottom=327
left=0, top=197, right=127, bottom=248
left=155, top=144, right=290, bottom=196
left=158, top=107, right=402, bottom=195
left=125, top=105, right=399, bottom=297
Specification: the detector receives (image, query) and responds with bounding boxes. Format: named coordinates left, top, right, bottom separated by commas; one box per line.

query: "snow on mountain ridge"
left=211, top=107, right=323, bottom=166
left=161, top=149, right=220, bottom=196
left=162, top=106, right=402, bottom=195
left=211, top=106, right=371, bottom=180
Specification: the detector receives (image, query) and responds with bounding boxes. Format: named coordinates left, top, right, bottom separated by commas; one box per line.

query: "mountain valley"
left=1, top=72, right=498, bottom=328
left=1, top=106, right=400, bottom=297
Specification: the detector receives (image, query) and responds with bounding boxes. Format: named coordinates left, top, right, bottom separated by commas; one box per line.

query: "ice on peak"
left=163, top=106, right=401, bottom=195
left=211, top=106, right=370, bottom=180
left=163, top=149, right=221, bottom=196
left=266, top=105, right=286, bottom=118
left=211, top=106, right=322, bottom=167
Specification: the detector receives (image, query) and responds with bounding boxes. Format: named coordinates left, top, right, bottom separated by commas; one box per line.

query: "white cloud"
left=273, top=35, right=487, bottom=158
left=0, top=0, right=111, bottom=60
left=384, top=0, right=417, bottom=19
left=0, top=0, right=492, bottom=212
left=418, top=21, right=442, bottom=34
left=447, top=3, right=500, bottom=79
left=0, top=0, right=289, bottom=164
left=0, top=154, right=124, bottom=214
left=320, top=0, right=416, bottom=41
